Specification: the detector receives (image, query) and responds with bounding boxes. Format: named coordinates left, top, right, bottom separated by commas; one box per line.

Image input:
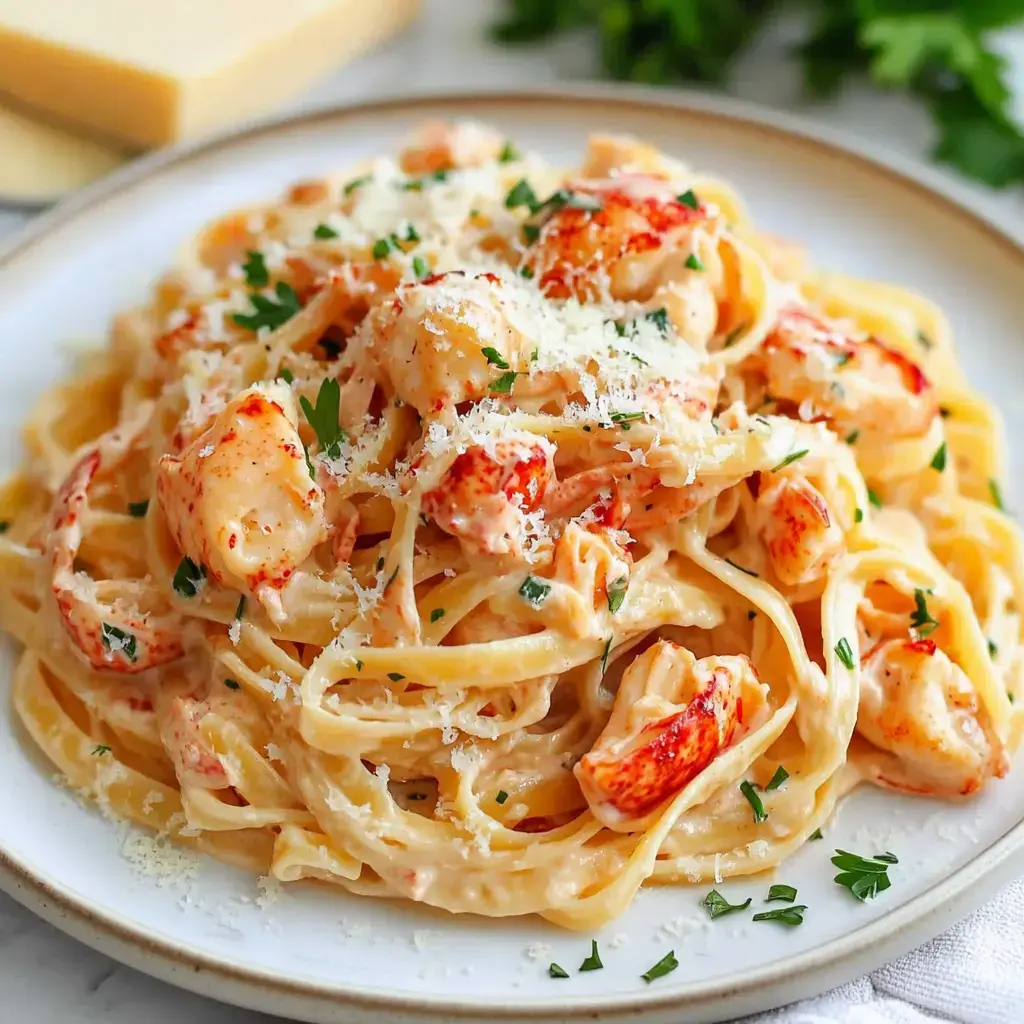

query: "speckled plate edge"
left=1, top=84, right=1023, bottom=1024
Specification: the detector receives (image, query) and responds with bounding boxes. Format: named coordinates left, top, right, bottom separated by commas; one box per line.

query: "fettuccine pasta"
left=1, top=122, right=1020, bottom=930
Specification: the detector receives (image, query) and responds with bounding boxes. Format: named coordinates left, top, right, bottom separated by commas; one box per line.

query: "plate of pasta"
left=0, top=88, right=1022, bottom=1024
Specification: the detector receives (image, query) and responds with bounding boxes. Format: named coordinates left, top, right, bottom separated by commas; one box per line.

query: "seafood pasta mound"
left=1, top=123, right=1021, bottom=931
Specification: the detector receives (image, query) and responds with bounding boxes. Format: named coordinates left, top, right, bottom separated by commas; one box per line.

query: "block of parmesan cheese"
left=0, top=0, right=421, bottom=148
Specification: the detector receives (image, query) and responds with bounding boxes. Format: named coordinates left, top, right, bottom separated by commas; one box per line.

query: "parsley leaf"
left=241, top=250, right=269, bottom=288
left=489, top=370, right=518, bottom=394
left=579, top=940, right=603, bottom=972
left=498, top=140, right=520, bottom=163
left=766, top=884, right=797, bottom=903
left=224, top=678, right=240, bottom=690
left=641, top=950, right=678, bottom=983
left=299, top=378, right=346, bottom=459
left=685, top=252, right=706, bottom=272
left=835, top=637, right=856, bottom=671
left=910, top=588, right=940, bottom=637
left=930, top=441, right=948, bottom=471
left=740, top=779, right=767, bottom=823
left=496, top=790, right=509, bottom=804
left=429, top=608, right=446, bottom=623
left=989, top=478, right=1005, bottom=511
left=101, top=623, right=137, bottom=662
left=232, top=282, right=302, bottom=332
left=505, top=178, right=538, bottom=209
left=771, top=449, right=809, bottom=473
left=764, top=765, right=789, bottom=791
left=481, top=346, right=510, bottom=368
left=519, top=576, right=551, bottom=607
left=753, top=905, right=807, bottom=926
left=314, top=223, right=339, bottom=240
left=92, top=744, right=111, bottom=755
left=702, top=889, right=752, bottom=920
left=172, top=556, right=206, bottom=598
left=677, top=188, right=699, bottom=209
left=127, top=500, right=149, bottom=518
left=832, top=849, right=897, bottom=901
left=549, top=963, right=569, bottom=979
left=607, top=575, right=628, bottom=614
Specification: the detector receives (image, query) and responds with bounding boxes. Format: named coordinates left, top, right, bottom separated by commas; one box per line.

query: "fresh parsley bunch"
left=493, top=0, right=1024, bottom=188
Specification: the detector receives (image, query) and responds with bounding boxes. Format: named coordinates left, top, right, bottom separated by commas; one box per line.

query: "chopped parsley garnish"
left=496, top=790, right=509, bottom=805
left=235, top=595, right=246, bottom=621
left=685, top=252, right=705, bottom=272
left=548, top=963, right=569, bottom=979
left=519, top=576, right=551, bottom=607
left=645, top=306, right=669, bottom=334
left=505, top=178, right=538, bottom=209
left=400, top=169, right=450, bottom=191
left=481, top=346, right=510, bottom=368
left=641, top=950, right=679, bottom=983
left=740, top=779, right=768, bottom=823
left=412, top=255, right=430, bottom=279
left=313, top=223, right=339, bottom=239
left=835, top=637, right=856, bottom=671
left=279, top=367, right=294, bottom=384
left=600, top=636, right=612, bottom=675
left=92, top=744, right=111, bottom=755
left=299, top=377, right=346, bottom=459
left=832, top=849, right=897, bottom=900
left=579, top=940, right=603, bottom=972
left=231, top=282, right=302, bottom=332
left=224, top=678, right=240, bottom=690
left=854, top=507, right=864, bottom=523
left=385, top=566, right=400, bottom=590
left=101, top=623, right=137, bottom=661
left=702, top=889, right=752, bottom=919
left=430, top=608, right=446, bottom=623
left=387, top=672, right=405, bottom=682
left=241, top=249, right=269, bottom=288
left=520, top=265, right=535, bottom=279
left=910, top=588, right=940, bottom=637
left=372, top=237, right=393, bottom=260
left=172, top=556, right=206, bottom=598
left=723, top=322, right=748, bottom=348
left=0, top=522, right=8, bottom=533
left=771, top=449, right=809, bottom=473
left=988, top=638, right=998, bottom=658
left=766, top=884, right=797, bottom=903
left=833, top=351, right=853, bottom=366
left=127, top=500, right=149, bottom=518
left=343, top=175, right=371, bottom=195
left=747, top=610, right=757, bottom=620
left=609, top=410, right=645, bottom=428
left=488, top=370, right=518, bottom=394
left=930, top=442, right=948, bottom=472
left=676, top=188, right=699, bottom=209
left=916, top=328, right=934, bottom=350
left=764, top=766, right=789, bottom=791
left=753, top=905, right=806, bottom=926
left=376, top=556, right=385, bottom=571
left=498, top=140, right=519, bottom=163
left=607, top=575, right=628, bottom=614
left=809, top=827, right=823, bottom=841
left=724, top=557, right=758, bottom=577
left=845, top=430, right=860, bottom=445
left=867, top=488, right=883, bottom=509
left=989, top=478, right=1005, bottom=511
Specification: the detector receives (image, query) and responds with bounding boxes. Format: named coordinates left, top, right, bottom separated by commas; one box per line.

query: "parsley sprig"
left=493, top=2, right=1024, bottom=191
left=910, top=588, right=940, bottom=637
left=300, top=378, right=347, bottom=460
left=232, top=282, right=302, bottom=333
left=832, top=849, right=898, bottom=901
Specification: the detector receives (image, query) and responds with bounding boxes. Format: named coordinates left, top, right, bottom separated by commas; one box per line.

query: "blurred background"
left=2, top=0, right=1024, bottom=237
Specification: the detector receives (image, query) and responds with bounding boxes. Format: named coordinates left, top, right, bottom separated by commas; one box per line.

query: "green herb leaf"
left=771, top=449, right=809, bottom=473
left=0, top=521, right=8, bottom=533
left=279, top=367, right=294, bottom=384
left=702, top=889, right=752, bottom=920
left=92, top=744, right=111, bottom=755
left=314, top=223, right=339, bottom=240
left=809, top=827, right=824, bottom=841
left=641, top=950, right=679, bottom=983
left=489, top=370, right=518, bottom=394
left=498, top=140, right=520, bottom=163
left=412, top=255, right=430, bottom=279
left=685, top=253, right=705, bottom=272
left=989, top=478, right=1005, bottom=511
left=520, top=265, right=535, bottom=280
left=127, top=500, right=149, bottom=518
left=854, top=507, right=864, bottom=523
left=910, top=588, right=940, bottom=637
left=832, top=849, right=896, bottom=901
left=764, top=766, right=789, bottom=791
left=101, top=623, right=137, bottom=661
left=430, top=608, right=446, bottom=623
left=549, top=963, right=569, bottom=979
left=677, top=188, right=699, bottom=209
left=496, top=790, right=509, bottom=805
left=845, top=430, right=860, bottom=445
left=867, top=489, right=883, bottom=509
left=387, top=672, right=405, bottom=682
left=481, top=346, right=510, bottom=368
left=753, top=905, right=807, bottom=926
left=607, top=575, right=628, bottom=614
left=600, top=636, right=612, bottom=675
left=835, top=637, right=856, bottom=671
left=505, top=178, right=538, bottom=209
left=579, top=940, right=603, bottom=972
left=645, top=307, right=669, bottom=333
left=241, top=250, right=269, bottom=288
left=988, top=638, right=999, bottom=658
left=235, top=595, right=246, bottom=621
left=519, top=576, right=551, bottom=607
left=224, top=678, right=240, bottom=690
left=930, top=442, right=948, bottom=471
left=343, top=175, right=371, bottom=195
left=172, top=557, right=206, bottom=598
left=740, top=779, right=767, bottom=823
left=766, top=884, right=797, bottom=903
left=299, top=378, right=346, bottom=459
left=232, top=282, right=302, bottom=332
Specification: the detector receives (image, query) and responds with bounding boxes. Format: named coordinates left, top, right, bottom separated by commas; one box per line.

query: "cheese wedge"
left=0, top=102, right=126, bottom=203
left=0, top=0, right=420, bottom=148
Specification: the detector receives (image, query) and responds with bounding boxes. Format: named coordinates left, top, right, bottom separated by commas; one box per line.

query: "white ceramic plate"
left=1, top=87, right=1023, bottom=1024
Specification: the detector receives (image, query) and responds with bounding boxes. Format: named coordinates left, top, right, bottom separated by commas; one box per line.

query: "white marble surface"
left=2, top=2, right=1024, bottom=1021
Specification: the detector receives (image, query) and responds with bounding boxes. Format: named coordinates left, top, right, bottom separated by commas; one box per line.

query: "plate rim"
left=2, top=82, right=1024, bottom=1023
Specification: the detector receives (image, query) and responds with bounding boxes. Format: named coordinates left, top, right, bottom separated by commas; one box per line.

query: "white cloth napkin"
left=738, top=879, right=1024, bottom=1024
